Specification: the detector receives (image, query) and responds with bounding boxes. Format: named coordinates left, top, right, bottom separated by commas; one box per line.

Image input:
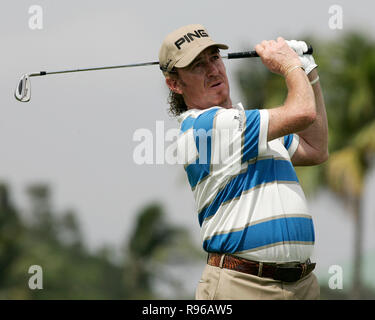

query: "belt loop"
left=257, top=262, right=263, bottom=277
left=219, top=254, right=226, bottom=268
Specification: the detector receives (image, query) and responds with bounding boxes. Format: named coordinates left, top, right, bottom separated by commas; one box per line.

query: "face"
left=166, top=46, right=232, bottom=110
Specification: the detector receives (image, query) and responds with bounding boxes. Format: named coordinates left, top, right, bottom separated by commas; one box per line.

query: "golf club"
left=14, top=45, right=313, bottom=102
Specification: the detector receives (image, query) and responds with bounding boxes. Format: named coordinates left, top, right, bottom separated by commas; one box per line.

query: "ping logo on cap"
left=174, top=29, right=209, bottom=50
left=159, top=24, right=228, bottom=73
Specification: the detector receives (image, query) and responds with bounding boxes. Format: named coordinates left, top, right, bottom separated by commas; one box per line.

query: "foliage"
left=122, top=203, right=201, bottom=299
left=0, top=182, right=199, bottom=299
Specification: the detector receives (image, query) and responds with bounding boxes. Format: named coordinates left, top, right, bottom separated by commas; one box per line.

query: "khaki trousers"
left=195, top=264, right=320, bottom=300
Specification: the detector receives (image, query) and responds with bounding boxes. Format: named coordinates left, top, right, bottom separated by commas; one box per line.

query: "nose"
left=205, top=60, right=219, bottom=76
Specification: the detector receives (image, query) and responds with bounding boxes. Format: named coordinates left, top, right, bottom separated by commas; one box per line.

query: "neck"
left=187, top=97, right=233, bottom=110
left=220, top=97, right=233, bottom=109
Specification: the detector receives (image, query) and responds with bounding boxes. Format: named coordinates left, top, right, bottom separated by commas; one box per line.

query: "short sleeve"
left=240, top=108, right=269, bottom=162
left=196, top=107, right=269, bottom=174
left=283, top=134, right=300, bottom=158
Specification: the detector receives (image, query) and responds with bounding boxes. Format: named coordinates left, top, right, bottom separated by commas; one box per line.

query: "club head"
left=14, top=74, right=31, bottom=102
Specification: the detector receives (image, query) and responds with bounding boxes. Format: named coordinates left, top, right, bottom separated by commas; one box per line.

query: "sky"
left=1, top=0, right=375, bottom=293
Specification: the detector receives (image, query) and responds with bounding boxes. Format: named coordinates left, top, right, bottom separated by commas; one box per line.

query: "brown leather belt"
left=207, top=253, right=316, bottom=283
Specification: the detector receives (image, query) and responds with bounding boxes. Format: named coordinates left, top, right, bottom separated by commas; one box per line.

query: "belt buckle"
left=274, top=267, right=301, bottom=282
left=273, top=261, right=303, bottom=283
left=274, top=260, right=315, bottom=282
left=300, top=259, right=315, bottom=279
left=300, top=263, right=307, bottom=279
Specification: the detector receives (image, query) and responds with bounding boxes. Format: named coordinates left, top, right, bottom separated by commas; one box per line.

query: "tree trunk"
left=351, top=196, right=363, bottom=299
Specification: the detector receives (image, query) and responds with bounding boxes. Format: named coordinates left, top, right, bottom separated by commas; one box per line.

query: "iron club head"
left=14, top=74, right=31, bottom=102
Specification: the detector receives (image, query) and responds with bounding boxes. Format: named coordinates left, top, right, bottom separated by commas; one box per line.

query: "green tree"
left=236, top=32, right=375, bottom=299
left=122, top=203, right=201, bottom=299
left=320, top=33, right=375, bottom=299
left=1, top=183, right=130, bottom=299
left=0, top=182, right=200, bottom=299
left=0, top=183, right=24, bottom=296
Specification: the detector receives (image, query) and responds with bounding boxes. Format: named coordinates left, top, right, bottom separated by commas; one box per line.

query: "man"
left=159, top=24, right=328, bottom=300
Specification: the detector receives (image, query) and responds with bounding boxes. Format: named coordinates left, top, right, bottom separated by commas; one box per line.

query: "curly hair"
left=163, top=70, right=188, bottom=117
left=167, top=89, right=188, bottom=117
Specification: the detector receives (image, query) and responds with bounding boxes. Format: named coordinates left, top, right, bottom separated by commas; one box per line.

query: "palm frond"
left=326, top=147, right=364, bottom=198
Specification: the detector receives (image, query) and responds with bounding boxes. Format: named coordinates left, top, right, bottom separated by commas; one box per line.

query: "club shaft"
left=28, top=45, right=314, bottom=77
left=29, top=61, right=160, bottom=77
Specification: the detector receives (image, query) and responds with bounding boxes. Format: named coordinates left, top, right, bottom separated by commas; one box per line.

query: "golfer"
left=159, top=24, right=328, bottom=300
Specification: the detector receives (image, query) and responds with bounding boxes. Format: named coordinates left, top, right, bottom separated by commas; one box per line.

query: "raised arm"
left=291, top=68, right=329, bottom=165
left=255, top=37, right=316, bottom=141
left=255, top=37, right=328, bottom=166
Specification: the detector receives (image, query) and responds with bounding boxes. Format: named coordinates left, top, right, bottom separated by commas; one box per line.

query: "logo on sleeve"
left=234, top=115, right=243, bottom=132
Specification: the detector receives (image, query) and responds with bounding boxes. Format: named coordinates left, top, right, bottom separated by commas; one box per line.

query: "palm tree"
left=321, top=33, right=375, bottom=298
left=122, top=203, right=201, bottom=298
left=236, top=32, right=375, bottom=299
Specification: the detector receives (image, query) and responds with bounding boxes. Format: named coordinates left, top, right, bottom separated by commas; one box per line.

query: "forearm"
left=267, top=67, right=316, bottom=141
left=297, top=69, right=329, bottom=160
left=284, top=67, right=316, bottom=120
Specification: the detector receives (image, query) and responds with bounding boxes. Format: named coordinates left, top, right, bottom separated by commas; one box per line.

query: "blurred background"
left=1, top=0, right=374, bottom=299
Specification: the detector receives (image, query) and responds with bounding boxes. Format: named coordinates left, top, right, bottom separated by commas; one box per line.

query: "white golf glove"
left=286, top=40, right=317, bottom=75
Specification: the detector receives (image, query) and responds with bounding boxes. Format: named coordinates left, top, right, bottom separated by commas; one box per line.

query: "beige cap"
left=159, top=24, right=228, bottom=73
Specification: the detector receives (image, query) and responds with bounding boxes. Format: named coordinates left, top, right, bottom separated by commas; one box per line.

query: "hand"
left=255, top=37, right=302, bottom=77
left=286, top=40, right=318, bottom=75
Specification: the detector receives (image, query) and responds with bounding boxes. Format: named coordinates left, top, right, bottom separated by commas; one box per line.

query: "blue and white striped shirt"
left=177, top=103, right=314, bottom=263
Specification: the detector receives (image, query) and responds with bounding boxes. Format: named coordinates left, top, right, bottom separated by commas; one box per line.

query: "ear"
left=165, top=77, right=183, bottom=95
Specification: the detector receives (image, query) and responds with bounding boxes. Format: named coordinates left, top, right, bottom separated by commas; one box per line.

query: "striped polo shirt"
left=177, top=103, right=314, bottom=263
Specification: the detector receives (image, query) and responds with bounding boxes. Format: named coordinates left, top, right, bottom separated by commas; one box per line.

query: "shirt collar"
left=177, top=102, right=244, bottom=124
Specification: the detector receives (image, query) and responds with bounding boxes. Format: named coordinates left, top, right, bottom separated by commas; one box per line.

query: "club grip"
left=228, top=45, right=313, bottom=59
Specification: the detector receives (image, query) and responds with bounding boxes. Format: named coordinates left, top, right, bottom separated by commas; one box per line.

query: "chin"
left=214, top=94, right=231, bottom=108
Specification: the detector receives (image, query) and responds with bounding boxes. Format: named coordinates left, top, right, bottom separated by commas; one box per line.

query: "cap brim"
left=174, top=42, right=229, bottom=69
